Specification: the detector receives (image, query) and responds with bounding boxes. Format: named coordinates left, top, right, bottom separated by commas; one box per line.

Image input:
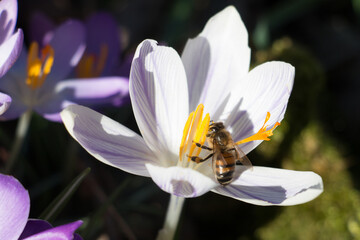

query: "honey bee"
left=189, top=121, right=252, bottom=185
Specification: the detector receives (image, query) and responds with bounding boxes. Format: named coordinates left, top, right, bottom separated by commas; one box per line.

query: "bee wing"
left=233, top=143, right=253, bottom=169
left=212, top=146, right=222, bottom=173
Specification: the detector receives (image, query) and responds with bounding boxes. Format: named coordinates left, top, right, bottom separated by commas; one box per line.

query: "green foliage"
left=256, top=123, right=360, bottom=240
left=252, top=38, right=360, bottom=240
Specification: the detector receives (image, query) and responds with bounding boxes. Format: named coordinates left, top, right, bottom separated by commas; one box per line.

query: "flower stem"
left=156, top=195, right=185, bottom=240
left=5, top=110, right=32, bottom=173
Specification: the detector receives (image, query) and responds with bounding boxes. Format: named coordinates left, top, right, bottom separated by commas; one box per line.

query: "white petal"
left=212, top=166, right=323, bottom=206
left=130, top=39, right=189, bottom=164
left=146, top=163, right=218, bottom=198
left=0, top=29, right=23, bottom=78
left=221, top=61, right=295, bottom=154
left=0, top=92, right=11, bottom=115
left=61, top=104, right=157, bottom=177
left=182, top=5, right=251, bottom=114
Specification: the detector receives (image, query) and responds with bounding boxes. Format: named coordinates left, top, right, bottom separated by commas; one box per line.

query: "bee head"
left=208, top=121, right=225, bottom=135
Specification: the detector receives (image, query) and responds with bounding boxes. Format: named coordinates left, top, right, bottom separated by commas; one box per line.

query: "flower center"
left=235, top=112, right=280, bottom=145
left=178, top=104, right=210, bottom=167
left=178, top=107, right=280, bottom=169
left=26, top=42, right=54, bottom=90
left=76, top=43, right=108, bottom=78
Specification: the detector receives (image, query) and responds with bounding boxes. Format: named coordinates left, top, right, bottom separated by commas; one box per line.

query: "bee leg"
left=192, top=141, right=213, bottom=151
left=187, top=153, right=213, bottom=164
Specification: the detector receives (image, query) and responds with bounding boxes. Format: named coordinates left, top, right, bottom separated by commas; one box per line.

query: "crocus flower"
left=76, top=12, right=123, bottom=78
left=0, top=18, right=128, bottom=121
left=61, top=6, right=323, bottom=205
left=30, top=11, right=130, bottom=107
left=0, top=173, right=82, bottom=240
left=0, top=0, right=24, bottom=115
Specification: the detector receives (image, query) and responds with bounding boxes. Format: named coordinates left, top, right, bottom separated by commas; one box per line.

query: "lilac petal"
left=0, top=92, right=11, bottom=115
left=221, top=61, right=295, bottom=154
left=0, top=29, right=23, bottom=78
left=54, top=76, right=129, bottom=106
left=29, top=12, right=55, bottom=46
left=130, top=40, right=189, bottom=160
left=61, top=104, right=157, bottom=177
left=85, top=12, right=120, bottom=75
left=146, top=164, right=218, bottom=198
left=21, top=220, right=82, bottom=240
left=35, top=98, right=75, bottom=122
left=182, top=6, right=250, bottom=114
left=0, top=0, right=18, bottom=44
left=19, top=219, right=52, bottom=239
left=35, top=76, right=129, bottom=122
left=212, top=166, right=323, bottom=206
left=45, top=20, right=86, bottom=82
left=0, top=174, right=30, bottom=240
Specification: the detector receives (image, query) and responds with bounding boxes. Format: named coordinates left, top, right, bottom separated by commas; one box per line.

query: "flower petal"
left=182, top=5, right=250, bottom=114
left=0, top=92, right=11, bottom=115
left=61, top=104, right=157, bottom=177
left=222, top=61, right=295, bottom=154
left=146, top=164, right=218, bottom=198
left=19, top=219, right=52, bottom=239
left=130, top=39, right=189, bottom=161
left=20, top=220, right=82, bottom=240
left=45, top=20, right=86, bottom=82
left=0, top=29, right=23, bottom=78
left=35, top=76, right=129, bottom=122
left=0, top=0, right=18, bottom=43
left=0, top=174, right=30, bottom=240
left=85, top=12, right=120, bottom=75
left=212, top=166, right=323, bottom=206
left=54, top=76, right=129, bottom=106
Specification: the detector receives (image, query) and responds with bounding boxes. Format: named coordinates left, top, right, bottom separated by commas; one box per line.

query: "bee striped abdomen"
left=215, top=151, right=235, bottom=185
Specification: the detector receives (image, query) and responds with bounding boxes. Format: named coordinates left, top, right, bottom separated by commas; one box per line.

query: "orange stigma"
left=26, top=42, right=54, bottom=90
left=76, top=43, right=108, bottom=78
left=236, top=112, right=280, bottom=145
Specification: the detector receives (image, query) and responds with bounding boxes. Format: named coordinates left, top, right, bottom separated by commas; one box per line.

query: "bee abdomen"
left=215, top=160, right=235, bottom=185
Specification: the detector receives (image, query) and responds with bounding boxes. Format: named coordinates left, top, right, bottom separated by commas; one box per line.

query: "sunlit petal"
left=61, top=104, right=157, bottom=177
left=222, top=61, right=295, bottom=154
left=146, top=164, right=218, bottom=198
left=0, top=174, right=30, bottom=240
left=213, top=166, right=323, bottom=206
left=130, top=39, right=189, bottom=160
left=182, top=5, right=250, bottom=114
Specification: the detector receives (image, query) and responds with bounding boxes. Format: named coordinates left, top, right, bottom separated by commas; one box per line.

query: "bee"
left=189, top=121, right=252, bottom=185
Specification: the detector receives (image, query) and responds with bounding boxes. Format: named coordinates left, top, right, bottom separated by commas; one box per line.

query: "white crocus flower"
left=61, top=6, right=323, bottom=206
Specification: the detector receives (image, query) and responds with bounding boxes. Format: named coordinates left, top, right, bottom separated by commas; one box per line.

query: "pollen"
left=76, top=43, right=108, bottom=78
left=26, top=42, right=54, bottom=90
left=235, top=112, right=280, bottom=145
left=179, top=104, right=210, bottom=166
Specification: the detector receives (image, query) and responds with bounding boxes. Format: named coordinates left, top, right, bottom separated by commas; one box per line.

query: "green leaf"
left=39, top=167, right=91, bottom=221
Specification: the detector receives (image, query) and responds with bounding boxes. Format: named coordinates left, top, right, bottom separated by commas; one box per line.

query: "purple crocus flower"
left=0, top=0, right=24, bottom=115
left=0, top=18, right=128, bottom=122
left=0, top=173, right=82, bottom=240
left=29, top=11, right=131, bottom=107
left=61, top=6, right=323, bottom=205
left=76, top=12, right=122, bottom=78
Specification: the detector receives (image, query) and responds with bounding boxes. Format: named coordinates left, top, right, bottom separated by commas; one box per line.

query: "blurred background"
left=1, top=0, right=359, bottom=239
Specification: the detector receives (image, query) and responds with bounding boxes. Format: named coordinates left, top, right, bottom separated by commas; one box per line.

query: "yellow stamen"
left=76, top=43, right=108, bottom=78
left=236, top=112, right=280, bottom=145
left=26, top=42, right=55, bottom=90
left=178, top=104, right=210, bottom=163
